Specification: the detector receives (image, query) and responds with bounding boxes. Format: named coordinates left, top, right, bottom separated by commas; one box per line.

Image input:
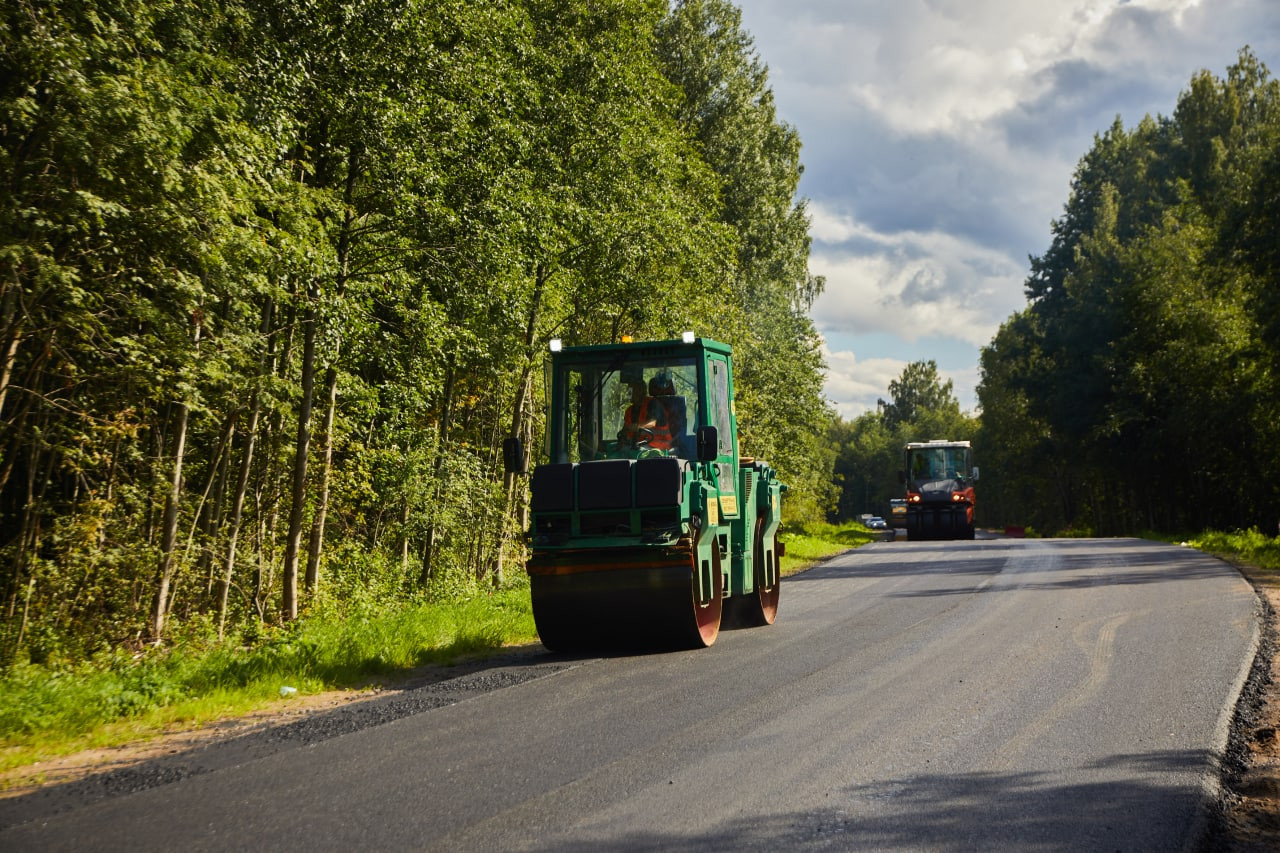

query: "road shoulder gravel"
left=1205, top=556, right=1280, bottom=851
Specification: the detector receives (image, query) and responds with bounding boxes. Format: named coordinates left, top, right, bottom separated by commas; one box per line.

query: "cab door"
left=706, top=354, right=739, bottom=517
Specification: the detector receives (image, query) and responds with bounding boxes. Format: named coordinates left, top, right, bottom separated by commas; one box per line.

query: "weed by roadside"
left=0, top=589, right=538, bottom=771
left=779, top=520, right=879, bottom=574
left=1189, top=528, right=1280, bottom=575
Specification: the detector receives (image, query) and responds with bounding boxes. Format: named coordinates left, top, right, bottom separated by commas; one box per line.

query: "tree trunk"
left=254, top=297, right=286, bottom=621
left=0, top=330, right=52, bottom=498
left=206, top=298, right=274, bottom=619
left=281, top=287, right=318, bottom=621
left=218, top=386, right=261, bottom=638
left=305, top=366, right=338, bottom=596
left=400, top=500, right=411, bottom=575
left=188, top=412, right=236, bottom=591
left=148, top=315, right=203, bottom=639
left=496, top=267, right=546, bottom=586
left=302, top=151, right=357, bottom=599
left=5, top=435, right=41, bottom=655
left=0, top=282, right=20, bottom=424
left=420, top=361, right=456, bottom=586
left=255, top=510, right=270, bottom=622
left=149, top=317, right=200, bottom=641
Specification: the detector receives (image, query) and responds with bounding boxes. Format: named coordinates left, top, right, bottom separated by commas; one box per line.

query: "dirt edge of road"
left=1205, top=557, right=1280, bottom=851
left=2, top=549, right=1279, bottom=851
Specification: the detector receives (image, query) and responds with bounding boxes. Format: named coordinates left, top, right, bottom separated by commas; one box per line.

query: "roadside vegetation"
left=0, top=589, right=537, bottom=775
left=1, top=0, right=833, bottom=669
left=779, top=520, right=880, bottom=573
left=975, top=50, right=1280, bottom=536
left=1189, top=529, right=1280, bottom=576
left=830, top=51, right=1280, bottom=543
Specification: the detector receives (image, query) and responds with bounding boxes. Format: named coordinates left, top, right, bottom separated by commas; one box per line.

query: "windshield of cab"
left=553, top=355, right=699, bottom=462
left=908, top=446, right=971, bottom=482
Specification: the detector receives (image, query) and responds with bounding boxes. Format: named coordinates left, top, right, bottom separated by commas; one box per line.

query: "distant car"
left=865, top=516, right=888, bottom=530
left=889, top=499, right=907, bottom=528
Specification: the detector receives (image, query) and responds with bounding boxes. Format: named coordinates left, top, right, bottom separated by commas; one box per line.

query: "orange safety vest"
left=625, top=398, right=674, bottom=450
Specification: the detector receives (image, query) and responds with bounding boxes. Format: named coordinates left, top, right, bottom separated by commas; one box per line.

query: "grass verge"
left=0, top=589, right=538, bottom=775
left=1186, top=528, right=1280, bottom=576
left=780, top=519, right=880, bottom=575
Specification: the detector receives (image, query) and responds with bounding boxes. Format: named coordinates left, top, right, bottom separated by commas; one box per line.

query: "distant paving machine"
left=504, top=335, right=785, bottom=651
left=901, top=440, right=978, bottom=541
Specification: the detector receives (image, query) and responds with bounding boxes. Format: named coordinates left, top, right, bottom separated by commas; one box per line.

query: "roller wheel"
left=529, top=543, right=723, bottom=652
left=530, top=587, right=591, bottom=654
left=688, top=545, right=723, bottom=647
left=731, top=517, right=780, bottom=628
left=754, top=520, right=781, bottom=625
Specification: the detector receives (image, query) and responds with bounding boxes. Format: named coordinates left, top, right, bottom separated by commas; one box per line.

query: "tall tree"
left=1, top=0, right=279, bottom=646
left=656, top=0, right=833, bottom=517
left=0, top=0, right=842, bottom=659
left=878, top=360, right=960, bottom=432
left=979, top=49, right=1280, bottom=534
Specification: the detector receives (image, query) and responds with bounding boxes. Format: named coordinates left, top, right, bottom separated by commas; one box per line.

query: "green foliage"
left=0, top=589, right=537, bottom=746
left=0, top=0, right=829, bottom=665
left=1189, top=529, right=1280, bottom=573
left=978, top=48, right=1280, bottom=536
left=778, top=520, right=877, bottom=573
left=656, top=0, right=834, bottom=519
left=879, top=361, right=960, bottom=430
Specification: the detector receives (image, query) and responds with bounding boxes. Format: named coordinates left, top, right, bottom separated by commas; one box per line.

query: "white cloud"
left=808, top=202, right=1027, bottom=346
left=821, top=341, right=982, bottom=419
left=821, top=346, right=902, bottom=419
left=752, top=2, right=1121, bottom=135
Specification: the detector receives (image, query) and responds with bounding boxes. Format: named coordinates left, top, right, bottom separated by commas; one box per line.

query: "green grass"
left=1186, top=528, right=1280, bottom=576
left=780, top=519, right=879, bottom=574
left=0, top=589, right=538, bottom=773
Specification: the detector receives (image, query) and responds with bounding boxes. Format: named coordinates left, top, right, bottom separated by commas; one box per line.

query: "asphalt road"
left=0, top=537, right=1259, bottom=851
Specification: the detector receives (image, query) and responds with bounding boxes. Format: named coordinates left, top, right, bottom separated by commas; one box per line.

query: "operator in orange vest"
left=620, top=373, right=675, bottom=450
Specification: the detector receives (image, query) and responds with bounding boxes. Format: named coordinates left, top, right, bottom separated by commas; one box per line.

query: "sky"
left=731, top=0, right=1280, bottom=418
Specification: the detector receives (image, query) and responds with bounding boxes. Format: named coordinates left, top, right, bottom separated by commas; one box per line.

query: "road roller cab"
left=504, top=335, right=785, bottom=651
